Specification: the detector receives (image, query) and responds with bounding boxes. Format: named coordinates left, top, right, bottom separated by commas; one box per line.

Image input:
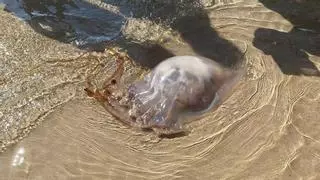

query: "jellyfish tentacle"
left=104, top=100, right=132, bottom=126
left=103, top=50, right=126, bottom=91
left=86, top=88, right=132, bottom=126
left=164, top=96, right=183, bottom=129
left=149, top=94, right=184, bottom=134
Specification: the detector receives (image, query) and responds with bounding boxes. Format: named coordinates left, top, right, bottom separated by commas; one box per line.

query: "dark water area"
left=0, top=0, right=126, bottom=51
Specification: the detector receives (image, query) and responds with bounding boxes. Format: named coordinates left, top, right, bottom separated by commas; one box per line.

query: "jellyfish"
left=85, top=55, right=242, bottom=135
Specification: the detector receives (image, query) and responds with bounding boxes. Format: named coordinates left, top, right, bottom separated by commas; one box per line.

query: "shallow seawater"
left=0, top=0, right=320, bottom=179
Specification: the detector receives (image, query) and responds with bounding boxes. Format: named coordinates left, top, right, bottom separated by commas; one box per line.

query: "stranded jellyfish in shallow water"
left=85, top=55, right=242, bottom=135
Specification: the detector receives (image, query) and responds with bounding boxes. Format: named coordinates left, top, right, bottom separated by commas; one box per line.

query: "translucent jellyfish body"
left=86, top=55, right=241, bottom=135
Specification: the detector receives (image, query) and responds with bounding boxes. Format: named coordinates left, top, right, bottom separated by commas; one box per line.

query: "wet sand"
left=0, top=0, right=320, bottom=179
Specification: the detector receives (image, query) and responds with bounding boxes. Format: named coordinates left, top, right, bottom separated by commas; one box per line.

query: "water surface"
left=0, top=0, right=319, bottom=179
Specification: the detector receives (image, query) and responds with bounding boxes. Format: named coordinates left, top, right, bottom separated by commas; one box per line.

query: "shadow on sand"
left=253, top=0, right=320, bottom=76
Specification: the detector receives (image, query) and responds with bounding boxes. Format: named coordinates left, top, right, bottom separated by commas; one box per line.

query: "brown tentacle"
left=103, top=50, right=126, bottom=90
left=84, top=50, right=134, bottom=126
left=102, top=99, right=133, bottom=127
left=84, top=87, right=132, bottom=126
